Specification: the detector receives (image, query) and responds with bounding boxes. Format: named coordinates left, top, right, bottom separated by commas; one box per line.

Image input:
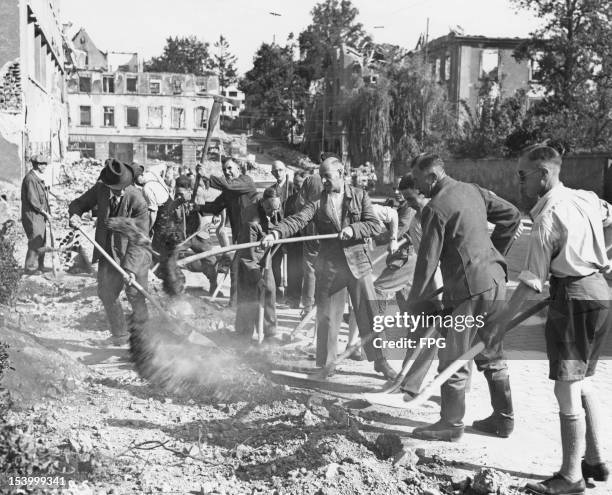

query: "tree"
left=298, top=0, right=371, bottom=82
left=239, top=41, right=308, bottom=141
left=512, top=0, right=612, bottom=151
left=450, top=82, right=528, bottom=158
left=210, top=35, right=238, bottom=93
left=145, top=36, right=213, bottom=75
left=344, top=53, right=456, bottom=170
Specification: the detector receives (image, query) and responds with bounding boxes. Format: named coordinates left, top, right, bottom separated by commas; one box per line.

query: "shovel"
left=76, top=225, right=219, bottom=348
left=362, top=298, right=550, bottom=409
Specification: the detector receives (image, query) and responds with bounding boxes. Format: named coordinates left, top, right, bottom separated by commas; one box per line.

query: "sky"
left=58, top=0, right=543, bottom=75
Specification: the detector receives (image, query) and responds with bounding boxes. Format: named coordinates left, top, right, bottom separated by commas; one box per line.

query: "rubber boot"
left=472, top=370, right=514, bottom=438
left=412, top=383, right=465, bottom=442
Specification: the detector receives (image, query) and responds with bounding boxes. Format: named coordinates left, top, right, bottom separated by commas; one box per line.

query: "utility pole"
left=421, top=17, right=430, bottom=146
left=321, top=89, right=325, bottom=156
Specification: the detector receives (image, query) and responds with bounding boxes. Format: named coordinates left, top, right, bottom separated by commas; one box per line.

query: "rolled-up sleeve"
left=518, top=217, right=556, bottom=293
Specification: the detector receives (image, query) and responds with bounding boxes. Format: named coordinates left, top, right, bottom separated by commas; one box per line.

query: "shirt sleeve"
left=600, top=199, right=612, bottom=228
left=142, top=184, right=158, bottom=212
left=518, top=216, right=556, bottom=293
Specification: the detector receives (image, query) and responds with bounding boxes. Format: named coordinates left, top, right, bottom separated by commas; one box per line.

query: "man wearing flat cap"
left=68, top=159, right=150, bottom=345
left=21, top=153, right=52, bottom=275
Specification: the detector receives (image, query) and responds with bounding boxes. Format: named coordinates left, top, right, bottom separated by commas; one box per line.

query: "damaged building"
left=0, top=0, right=68, bottom=183
left=66, top=29, right=219, bottom=167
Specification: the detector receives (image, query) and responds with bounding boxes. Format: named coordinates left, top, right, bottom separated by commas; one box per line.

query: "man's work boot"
left=413, top=383, right=465, bottom=442
left=472, top=371, right=514, bottom=438
left=582, top=460, right=609, bottom=482
left=374, top=358, right=397, bottom=380
left=525, top=473, right=585, bottom=494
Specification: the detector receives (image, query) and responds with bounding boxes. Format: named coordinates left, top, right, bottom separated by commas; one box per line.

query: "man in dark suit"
left=21, top=154, right=51, bottom=275
left=408, top=154, right=521, bottom=442
left=261, top=157, right=396, bottom=379
left=235, top=187, right=284, bottom=342
left=195, top=158, right=260, bottom=305
left=69, top=159, right=150, bottom=345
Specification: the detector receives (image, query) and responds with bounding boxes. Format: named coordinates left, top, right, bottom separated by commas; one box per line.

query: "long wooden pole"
left=177, top=233, right=338, bottom=267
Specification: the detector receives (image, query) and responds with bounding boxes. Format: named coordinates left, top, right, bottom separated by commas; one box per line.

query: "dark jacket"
left=68, top=183, right=149, bottom=273
left=21, top=170, right=49, bottom=238
left=199, top=174, right=260, bottom=241
left=237, top=203, right=281, bottom=283
left=409, top=176, right=521, bottom=301
left=270, top=179, right=294, bottom=207
left=273, top=185, right=384, bottom=279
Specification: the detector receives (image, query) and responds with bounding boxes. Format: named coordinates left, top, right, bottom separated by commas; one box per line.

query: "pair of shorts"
left=546, top=273, right=611, bottom=381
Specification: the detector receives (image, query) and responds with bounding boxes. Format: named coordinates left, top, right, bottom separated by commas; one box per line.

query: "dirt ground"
left=1, top=168, right=611, bottom=494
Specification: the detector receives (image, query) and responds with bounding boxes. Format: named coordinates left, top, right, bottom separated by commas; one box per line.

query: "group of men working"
left=20, top=145, right=611, bottom=495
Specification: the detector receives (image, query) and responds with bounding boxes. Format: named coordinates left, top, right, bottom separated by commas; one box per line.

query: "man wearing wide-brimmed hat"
left=68, top=158, right=150, bottom=345
left=21, top=153, right=51, bottom=275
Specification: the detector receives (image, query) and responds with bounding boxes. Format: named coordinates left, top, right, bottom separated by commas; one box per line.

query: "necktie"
left=110, top=196, right=119, bottom=217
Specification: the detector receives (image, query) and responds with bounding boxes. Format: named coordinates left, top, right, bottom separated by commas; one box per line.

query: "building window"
left=103, top=106, right=115, bottom=127
left=147, top=106, right=163, bottom=128
left=221, top=105, right=226, bottom=112
left=480, top=49, right=499, bottom=80
left=103, top=76, right=115, bottom=93
left=231, top=106, right=237, bottom=111
left=194, top=106, right=209, bottom=128
left=172, top=79, right=183, bottom=94
left=150, top=80, right=161, bottom=94
left=171, top=107, right=185, bottom=128
left=435, top=58, right=442, bottom=82
left=228, top=91, right=238, bottom=97
left=79, top=76, right=92, bottom=92
left=146, top=143, right=182, bottom=163
left=126, top=76, right=138, bottom=93
left=444, top=55, right=451, bottom=81
left=126, top=106, right=139, bottom=127
left=79, top=106, right=91, bottom=126
left=529, top=56, right=543, bottom=82
left=69, top=141, right=95, bottom=158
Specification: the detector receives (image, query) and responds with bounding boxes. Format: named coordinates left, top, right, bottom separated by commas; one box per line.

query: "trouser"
left=437, top=282, right=507, bottom=427
left=97, top=259, right=149, bottom=337
left=301, top=241, right=318, bottom=307
left=186, top=236, right=219, bottom=292
left=235, top=260, right=277, bottom=338
left=314, top=257, right=384, bottom=367
left=23, top=221, right=46, bottom=272
left=286, top=242, right=303, bottom=304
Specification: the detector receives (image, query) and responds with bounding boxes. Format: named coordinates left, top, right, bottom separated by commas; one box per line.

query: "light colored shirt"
left=519, top=183, right=612, bottom=293
left=372, top=204, right=399, bottom=239
left=141, top=171, right=170, bottom=212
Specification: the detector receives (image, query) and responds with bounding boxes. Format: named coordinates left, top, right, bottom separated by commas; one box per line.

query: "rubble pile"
left=267, top=145, right=316, bottom=170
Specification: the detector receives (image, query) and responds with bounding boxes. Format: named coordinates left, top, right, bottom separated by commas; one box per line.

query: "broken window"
left=444, top=55, right=451, bottom=81
left=126, top=76, right=138, bottom=93
left=529, top=53, right=543, bottom=82
left=172, top=79, right=183, bottom=95
left=434, top=58, right=442, bottom=82
left=228, top=91, right=238, bottom=97
left=194, top=106, right=209, bottom=128
left=146, top=143, right=182, bottom=163
left=103, top=106, right=115, bottom=127
left=480, top=49, right=499, bottom=80
left=171, top=107, right=185, bottom=128
left=79, top=106, right=91, bottom=126
left=150, top=80, right=161, bottom=94
left=79, top=76, right=92, bottom=92
left=126, top=106, right=139, bottom=127
left=103, top=76, right=115, bottom=93
left=147, top=106, right=163, bottom=128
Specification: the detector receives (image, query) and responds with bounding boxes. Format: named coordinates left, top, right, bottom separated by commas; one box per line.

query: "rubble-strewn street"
left=1, top=159, right=611, bottom=494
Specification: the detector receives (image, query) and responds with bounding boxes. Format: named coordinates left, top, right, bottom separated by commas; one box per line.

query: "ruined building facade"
left=66, top=29, right=219, bottom=168
left=0, top=0, right=68, bottom=183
